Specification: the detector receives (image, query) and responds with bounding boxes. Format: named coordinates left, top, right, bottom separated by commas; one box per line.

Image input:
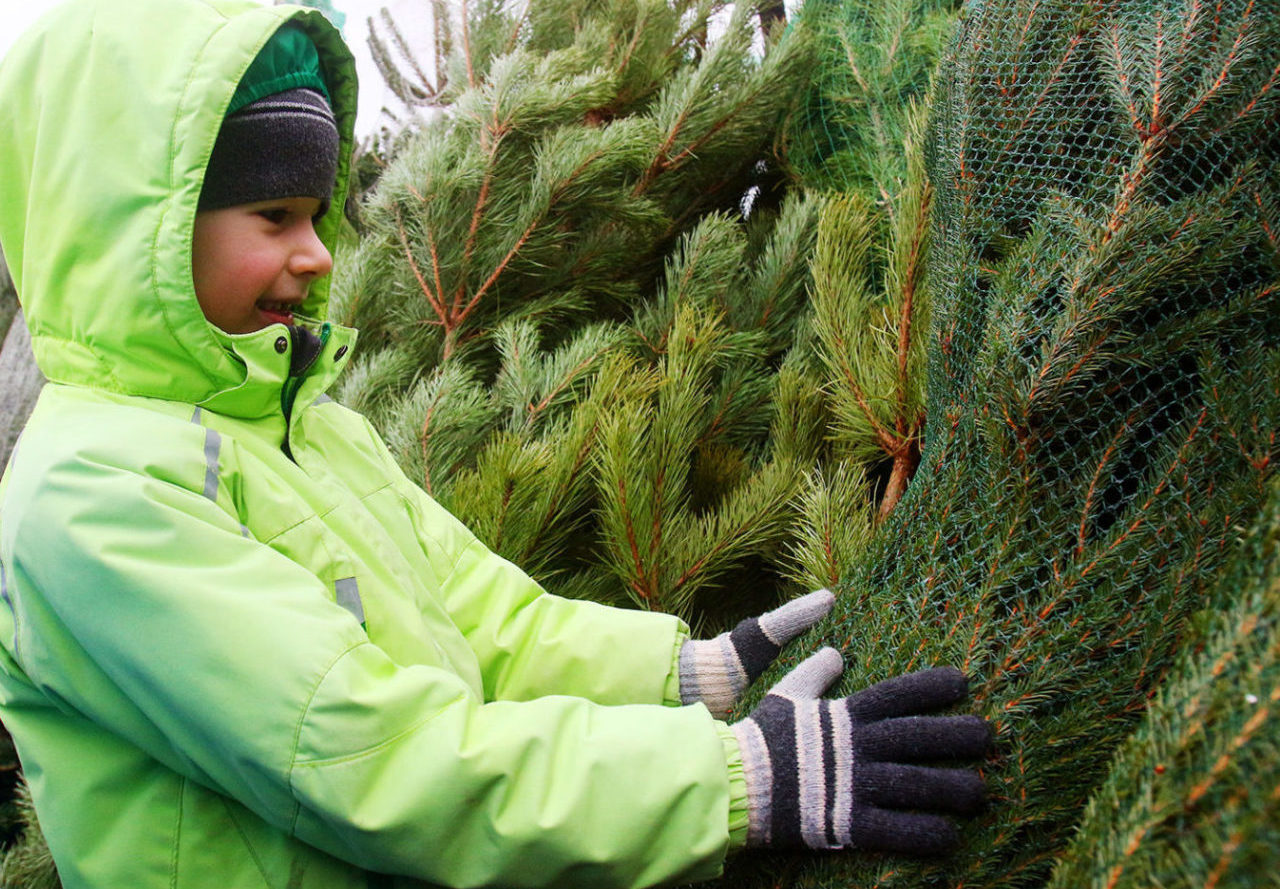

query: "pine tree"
left=366, top=3, right=453, bottom=117
left=332, top=0, right=848, bottom=624
left=716, top=0, right=1280, bottom=887
left=787, top=0, right=960, bottom=520
left=787, top=0, right=957, bottom=198
left=334, top=0, right=961, bottom=629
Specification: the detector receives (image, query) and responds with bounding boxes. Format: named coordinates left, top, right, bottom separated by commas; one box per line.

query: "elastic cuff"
left=662, top=622, right=692, bottom=707
left=715, top=721, right=750, bottom=853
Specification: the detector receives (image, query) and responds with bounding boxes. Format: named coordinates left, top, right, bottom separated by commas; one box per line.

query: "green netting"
left=787, top=0, right=959, bottom=196
left=724, top=0, right=1280, bottom=886
left=1045, top=476, right=1280, bottom=889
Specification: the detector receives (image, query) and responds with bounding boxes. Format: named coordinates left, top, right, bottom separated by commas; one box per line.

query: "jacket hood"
left=0, top=0, right=357, bottom=410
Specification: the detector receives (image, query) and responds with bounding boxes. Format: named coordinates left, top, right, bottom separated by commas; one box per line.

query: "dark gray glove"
left=730, top=648, right=991, bottom=855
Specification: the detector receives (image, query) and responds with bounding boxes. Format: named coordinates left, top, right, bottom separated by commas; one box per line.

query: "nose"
left=290, top=221, right=333, bottom=280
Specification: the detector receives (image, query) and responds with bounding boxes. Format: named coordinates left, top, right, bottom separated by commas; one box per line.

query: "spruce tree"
left=1045, top=479, right=1280, bottom=889
left=718, top=0, right=1280, bottom=887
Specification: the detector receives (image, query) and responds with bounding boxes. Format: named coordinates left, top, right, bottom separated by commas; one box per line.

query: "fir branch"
left=1046, top=483, right=1280, bottom=889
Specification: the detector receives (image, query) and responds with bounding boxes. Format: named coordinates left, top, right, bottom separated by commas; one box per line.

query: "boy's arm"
left=360, top=406, right=688, bottom=706
left=6, top=454, right=749, bottom=888
left=400, top=483, right=691, bottom=705
left=388, top=437, right=830, bottom=711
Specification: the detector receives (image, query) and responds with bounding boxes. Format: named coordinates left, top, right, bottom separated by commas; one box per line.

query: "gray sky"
left=0, top=0, right=433, bottom=138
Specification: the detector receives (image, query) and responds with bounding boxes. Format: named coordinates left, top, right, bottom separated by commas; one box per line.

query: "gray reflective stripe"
left=335, top=577, right=364, bottom=623
left=240, top=524, right=251, bottom=539
left=190, top=406, right=221, bottom=501
left=313, top=394, right=333, bottom=406
left=201, top=428, right=221, bottom=502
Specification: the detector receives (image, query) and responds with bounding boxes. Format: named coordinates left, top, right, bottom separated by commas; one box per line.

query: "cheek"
left=198, top=246, right=280, bottom=301
left=228, top=251, right=283, bottom=290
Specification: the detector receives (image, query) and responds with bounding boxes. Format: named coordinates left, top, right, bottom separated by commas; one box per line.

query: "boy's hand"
left=679, top=589, right=835, bottom=718
left=731, top=648, right=992, bottom=854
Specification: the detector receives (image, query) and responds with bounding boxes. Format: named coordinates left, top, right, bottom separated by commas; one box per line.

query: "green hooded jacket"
left=0, top=2, right=748, bottom=886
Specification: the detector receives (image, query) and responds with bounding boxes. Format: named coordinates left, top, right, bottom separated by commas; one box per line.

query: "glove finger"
left=731, top=589, right=836, bottom=683
left=847, top=806, right=960, bottom=857
left=854, top=762, right=987, bottom=816
left=847, top=667, right=970, bottom=721
left=853, top=715, right=992, bottom=762
left=769, top=647, right=844, bottom=700
left=757, top=588, right=835, bottom=644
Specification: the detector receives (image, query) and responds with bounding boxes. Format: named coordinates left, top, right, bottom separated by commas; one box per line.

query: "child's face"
left=192, top=197, right=332, bottom=334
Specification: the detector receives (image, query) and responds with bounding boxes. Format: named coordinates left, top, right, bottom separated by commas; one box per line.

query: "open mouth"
left=257, top=300, right=297, bottom=326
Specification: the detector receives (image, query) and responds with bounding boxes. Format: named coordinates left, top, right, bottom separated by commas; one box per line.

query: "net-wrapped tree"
left=1045, top=477, right=1280, bottom=889
left=715, top=0, right=1280, bottom=886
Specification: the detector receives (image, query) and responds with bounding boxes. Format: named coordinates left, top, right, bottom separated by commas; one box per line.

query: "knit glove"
left=679, top=589, right=835, bottom=718
left=730, top=648, right=991, bottom=855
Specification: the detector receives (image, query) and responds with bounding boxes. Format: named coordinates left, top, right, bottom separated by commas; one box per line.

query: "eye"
left=256, top=208, right=289, bottom=225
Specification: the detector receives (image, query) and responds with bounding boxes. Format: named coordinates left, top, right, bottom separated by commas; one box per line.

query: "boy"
left=0, top=2, right=990, bottom=887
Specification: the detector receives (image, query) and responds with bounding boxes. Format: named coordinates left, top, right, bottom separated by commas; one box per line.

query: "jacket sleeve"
left=8, top=451, right=748, bottom=888
left=372, top=417, right=693, bottom=708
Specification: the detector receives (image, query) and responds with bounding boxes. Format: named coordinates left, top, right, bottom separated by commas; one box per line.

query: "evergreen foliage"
left=1045, top=480, right=1280, bottom=888
left=335, top=0, right=950, bottom=627
left=5, top=0, right=1274, bottom=883
left=367, top=3, right=452, bottom=113
left=333, top=0, right=863, bottom=625
left=786, top=0, right=958, bottom=198
left=717, top=0, right=1280, bottom=887
left=339, top=0, right=812, bottom=365
left=788, top=0, right=960, bottom=518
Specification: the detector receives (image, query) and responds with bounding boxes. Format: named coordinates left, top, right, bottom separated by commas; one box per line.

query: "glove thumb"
left=769, top=647, right=844, bottom=701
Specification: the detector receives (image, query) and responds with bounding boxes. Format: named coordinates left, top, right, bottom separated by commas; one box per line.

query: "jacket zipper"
left=281, top=322, right=332, bottom=460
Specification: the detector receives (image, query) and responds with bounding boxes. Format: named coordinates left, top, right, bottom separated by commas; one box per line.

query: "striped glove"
left=730, top=648, right=991, bottom=855
left=679, top=589, right=835, bottom=719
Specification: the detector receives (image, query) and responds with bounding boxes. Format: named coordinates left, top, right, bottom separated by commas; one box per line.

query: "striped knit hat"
left=198, top=24, right=339, bottom=213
